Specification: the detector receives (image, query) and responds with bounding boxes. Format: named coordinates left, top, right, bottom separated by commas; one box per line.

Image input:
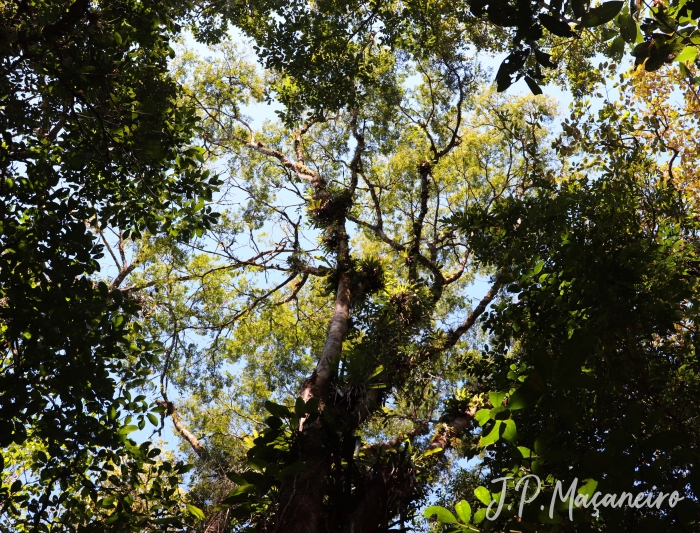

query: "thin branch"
left=275, top=272, right=309, bottom=305
left=97, top=225, right=120, bottom=273
left=443, top=247, right=470, bottom=286
left=445, top=276, right=502, bottom=349
left=347, top=214, right=407, bottom=253
left=212, top=271, right=299, bottom=330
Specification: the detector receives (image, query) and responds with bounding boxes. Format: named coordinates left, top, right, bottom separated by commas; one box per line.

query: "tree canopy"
left=190, top=0, right=700, bottom=116
left=1, top=0, right=218, bottom=530
left=1, top=0, right=699, bottom=532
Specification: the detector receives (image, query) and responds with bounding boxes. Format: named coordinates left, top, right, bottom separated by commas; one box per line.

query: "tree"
left=126, top=34, right=561, bottom=531
left=140, top=29, right=699, bottom=533
left=192, top=0, right=700, bottom=114
left=0, top=1, right=218, bottom=530
left=427, top=62, right=700, bottom=531
left=4, top=0, right=699, bottom=531
left=456, top=170, right=699, bottom=532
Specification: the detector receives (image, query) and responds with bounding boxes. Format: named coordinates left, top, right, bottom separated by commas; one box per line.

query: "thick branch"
left=426, top=412, right=477, bottom=453
left=293, top=120, right=316, bottom=166
left=275, top=272, right=309, bottom=305
left=433, top=61, right=466, bottom=161
left=300, top=113, right=362, bottom=405
left=111, top=262, right=137, bottom=289
left=216, top=134, right=326, bottom=191
left=301, top=254, right=351, bottom=403
left=364, top=420, right=431, bottom=452
left=408, top=161, right=431, bottom=281
left=157, top=399, right=206, bottom=458
left=348, top=109, right=364, bottom=197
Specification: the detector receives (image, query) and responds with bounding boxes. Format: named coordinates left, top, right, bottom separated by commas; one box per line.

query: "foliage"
left=122, top=31, right=561, bottom=531
left=417, top=76, right=700, bottom=528
left=0, top=0, right=219, bottom=530
left=5, top=0, right=700, bottom=531
left=189, top=0, right=700, bottom=120
left=433, top=68, right=700, bottom=529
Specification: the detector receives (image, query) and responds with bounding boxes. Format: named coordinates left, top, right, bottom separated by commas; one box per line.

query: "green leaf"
left=265, top=415, right=283, bottom=430
left=518, top=446, right=534, bottom=459
left=223, top=484, right=256, bottom=500
left=100, top=496, right=116, bottom=508
left=524, top=76, right=543, bottom=96
left=265, top=400, right=291, bottom=418
left=675, top=46, right=698, bottom=63
left=474, top=507, right=487, bottom=524
left=474, top=486, right=492, bottom=506
left=539, top=14, right=575, bottom=37
left=501, top=418, right=517, bottom=442
left=455, top=500, right=472, bottom=523
left=422, top=446, right=443, bottom=458
left=305, top=398, right=319, bottom=414
left=607, top=35, right=625, bottom=61
left=489, top=391, right=506, bottom=407
left=490, top=406, right=511, bottom=420
left=474, top=409, right=491, bottom=426
left=226, top=472, right=248, bottom=485
left=534, top=50, right=557, bottom=69
left=507, top=387, right=533, bottom=410
left=368, top=364, right=384, bottom=380
left=276, top=461, right=306, bottom=480
left=600, top=26, right=617, bottom=41
left=147, top=447, right=161, bottom=458
left=580, top=1, right=624, bottom=27
left=538, top=508, right=562, bottom=524
left=480, top=421, right=502, bottom=446
left=534, top=433, right=549, bottom=454
left=247, top=457, right=267, bottom=472
left=618, top=12, right=638, bottom=43
left=577, top=478, right=598, bottom=502
left=424, top=505, right=458, bottom=523
left=147, top=413, right=159, bottom=426
left=533, top=260, right=545, bottom=274
left=186, top=504, right=205, bottom=520
left=177, top=463, right=195, bottom=474
left=294, top=397, right=306, bottom=417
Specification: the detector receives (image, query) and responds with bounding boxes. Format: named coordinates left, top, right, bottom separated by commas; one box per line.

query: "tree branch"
left=157, top=399, right=207, bottom=458
left=445, top=276, right=502, bottom=349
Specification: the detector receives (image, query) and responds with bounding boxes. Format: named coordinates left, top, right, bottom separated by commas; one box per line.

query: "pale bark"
left=156, top=399, right=206, bottom=458
left=300, top=269, right=351, bottom=403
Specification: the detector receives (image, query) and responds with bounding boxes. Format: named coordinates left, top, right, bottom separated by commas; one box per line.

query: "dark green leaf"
left=539, top=14, right=575, bottom=37
left=580, top=1, right=624, bottom=27
left=524, top=76, right=543, bottom=95
left=424, top=505, right=458, bottom=523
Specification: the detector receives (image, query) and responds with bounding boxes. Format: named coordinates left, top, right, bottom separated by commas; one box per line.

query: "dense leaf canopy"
left=1, top=0, right=218, bottom=530
left=190, top=0, right=700, bottom=118
left=1, top=0, right=699, bottom=532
